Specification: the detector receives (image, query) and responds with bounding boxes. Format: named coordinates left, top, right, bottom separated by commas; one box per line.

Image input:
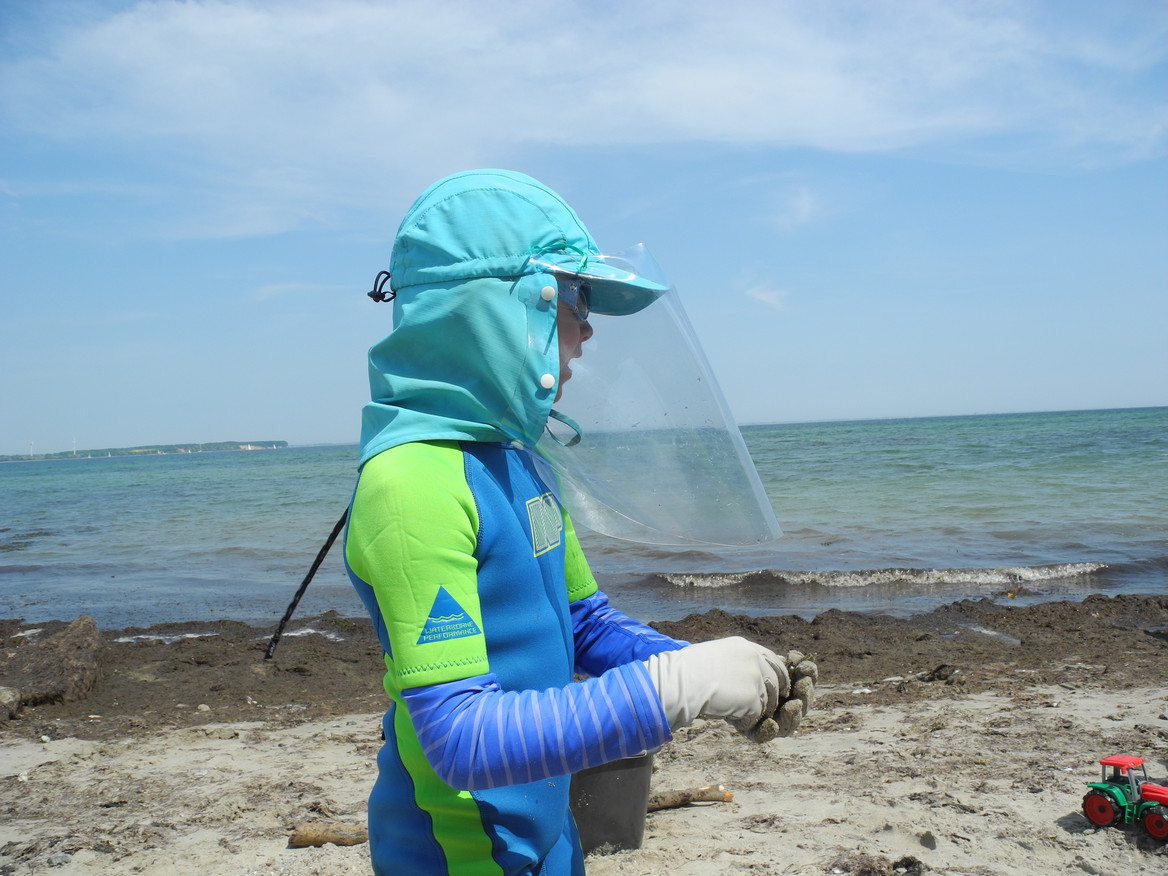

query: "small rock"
left=0, top=616, right=105, bottom=707
left=197, top=703, right=211, bottom=712
left=928, top=665, right=959, bottom=682
left=0, top=685, right=20, bottom=719
left=918, top=829, right=937, bottom=849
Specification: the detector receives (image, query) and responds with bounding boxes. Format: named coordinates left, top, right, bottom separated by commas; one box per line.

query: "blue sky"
left=1, top=0, right=1165, bottom=456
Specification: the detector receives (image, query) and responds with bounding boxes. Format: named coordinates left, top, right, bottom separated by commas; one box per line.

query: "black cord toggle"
left=368, top=270, right=395, bottom=303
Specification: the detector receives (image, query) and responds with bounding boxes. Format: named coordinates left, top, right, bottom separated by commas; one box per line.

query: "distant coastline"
left=0, top=440, right=288, bottom=463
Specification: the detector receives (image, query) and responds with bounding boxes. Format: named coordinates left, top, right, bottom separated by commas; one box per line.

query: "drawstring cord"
left=546, top=409, right=582, bottom=447
left=525, top=242, right=591, bottom=274
left=372, top=242, right=592, bottom=305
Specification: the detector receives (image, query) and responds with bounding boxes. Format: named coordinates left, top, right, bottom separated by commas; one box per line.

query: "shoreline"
left=3, top=594, right=1167, bottom=874
left=5, top=566, right=1163, bottom=640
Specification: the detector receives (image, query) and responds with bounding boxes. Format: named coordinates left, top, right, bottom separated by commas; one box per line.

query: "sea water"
left=1, top=408, right=1164, bottom=628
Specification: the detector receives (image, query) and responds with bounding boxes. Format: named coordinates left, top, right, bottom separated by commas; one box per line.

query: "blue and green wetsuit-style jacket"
left=346, top=169, right=685, bottom=874
left=345, top=440, right=679, bottom=875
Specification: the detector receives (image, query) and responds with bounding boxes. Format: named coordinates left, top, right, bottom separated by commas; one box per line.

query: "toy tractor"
left=1082, top=754, right=1168, bottom=842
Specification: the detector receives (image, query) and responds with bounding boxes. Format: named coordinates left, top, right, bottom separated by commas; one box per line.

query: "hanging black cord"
left=266, top=270, right=390, bottom=657
left=265, top=507, right=349, bottom=660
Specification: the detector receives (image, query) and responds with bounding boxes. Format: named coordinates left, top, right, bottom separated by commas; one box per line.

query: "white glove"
left=644, top=637, right=790, bottom=732
left=752, top=650, right=818, bottom=741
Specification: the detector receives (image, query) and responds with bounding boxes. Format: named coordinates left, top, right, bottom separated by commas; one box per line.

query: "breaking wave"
left=659, top=562, right=1109, bottom=590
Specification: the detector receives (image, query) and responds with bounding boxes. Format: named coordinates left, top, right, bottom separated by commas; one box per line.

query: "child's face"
left=555, top=302, right=593, bottom=402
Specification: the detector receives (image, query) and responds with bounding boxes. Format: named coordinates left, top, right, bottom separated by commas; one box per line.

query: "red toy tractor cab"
left=1082, top=755, right=1168, bottom=842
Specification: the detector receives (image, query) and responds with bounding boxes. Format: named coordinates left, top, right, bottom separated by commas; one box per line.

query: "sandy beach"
left=3, top=595, right=1167, bottom=875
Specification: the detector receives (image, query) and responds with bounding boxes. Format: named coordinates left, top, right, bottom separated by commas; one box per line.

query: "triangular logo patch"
left=417, top=587, right=482, bottom=645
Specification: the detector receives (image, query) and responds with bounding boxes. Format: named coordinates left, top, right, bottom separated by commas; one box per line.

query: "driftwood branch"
left=647, top=784, right=733, bottom=812
left=288, top=822, right=368, bottom=848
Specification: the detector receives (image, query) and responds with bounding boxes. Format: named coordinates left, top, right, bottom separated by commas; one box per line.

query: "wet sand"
left=2, top=594, right=1166, bottom=874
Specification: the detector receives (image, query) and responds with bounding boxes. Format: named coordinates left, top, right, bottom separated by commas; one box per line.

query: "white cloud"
left=745, top=285, right=790, bottom=312
left=772, top=186, right=821, bottom=231
left=1, top=0, right=1163, bottom=235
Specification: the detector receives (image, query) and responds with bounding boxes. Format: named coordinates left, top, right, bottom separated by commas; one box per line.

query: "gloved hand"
left=750, top=649, right=818, bottom=742
left=644, top=637, right=789, bottom=732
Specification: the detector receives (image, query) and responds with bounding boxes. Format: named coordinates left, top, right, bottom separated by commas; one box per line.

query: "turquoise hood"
left=359, top=169, right=645, bottom=466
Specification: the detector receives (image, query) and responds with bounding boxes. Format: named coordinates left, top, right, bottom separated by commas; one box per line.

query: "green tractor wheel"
left=1083, top=791, right=1121, bottom=827
left=1143, top=805, right=1168, bottom=841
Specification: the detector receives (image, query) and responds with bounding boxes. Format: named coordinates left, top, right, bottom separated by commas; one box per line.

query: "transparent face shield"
left=530, top=245, right=782, bottom=547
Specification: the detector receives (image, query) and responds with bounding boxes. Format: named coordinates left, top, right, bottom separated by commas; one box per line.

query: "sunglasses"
left=556, top=276, right=591, bottom=323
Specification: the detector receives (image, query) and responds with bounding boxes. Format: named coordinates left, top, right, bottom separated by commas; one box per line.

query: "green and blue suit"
left=345, top=170, right=683, bottom=875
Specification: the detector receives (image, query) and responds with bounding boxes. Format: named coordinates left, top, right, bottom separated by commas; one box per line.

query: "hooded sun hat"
left=360, top=169, right=782, bottom=546
left=358, top=169, right=666, bottom=465
left=388, top=169, right=667, bottom=316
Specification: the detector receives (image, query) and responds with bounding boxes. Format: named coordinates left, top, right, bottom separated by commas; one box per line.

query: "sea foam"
left=661, top=562, right=1108, bottom=590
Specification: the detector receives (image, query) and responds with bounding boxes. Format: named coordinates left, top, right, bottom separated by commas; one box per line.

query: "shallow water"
left=1, top=407, right=1164, bottom=626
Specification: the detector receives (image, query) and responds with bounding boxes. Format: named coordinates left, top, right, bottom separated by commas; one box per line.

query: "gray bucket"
left=569, top=751, right=654, bottom=855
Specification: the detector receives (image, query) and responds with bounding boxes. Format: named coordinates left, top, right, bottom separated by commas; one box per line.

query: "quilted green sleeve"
left=345, top=441, right=490, bottom=688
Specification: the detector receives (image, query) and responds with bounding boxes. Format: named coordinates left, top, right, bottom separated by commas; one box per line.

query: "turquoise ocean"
left=1, top=407, right=1164, bottom=629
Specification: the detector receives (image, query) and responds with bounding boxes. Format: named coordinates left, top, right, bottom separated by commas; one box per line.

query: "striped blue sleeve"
left=401, top=661, right=671, bottom=791
left=570, top=590, right=687, bottom=676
